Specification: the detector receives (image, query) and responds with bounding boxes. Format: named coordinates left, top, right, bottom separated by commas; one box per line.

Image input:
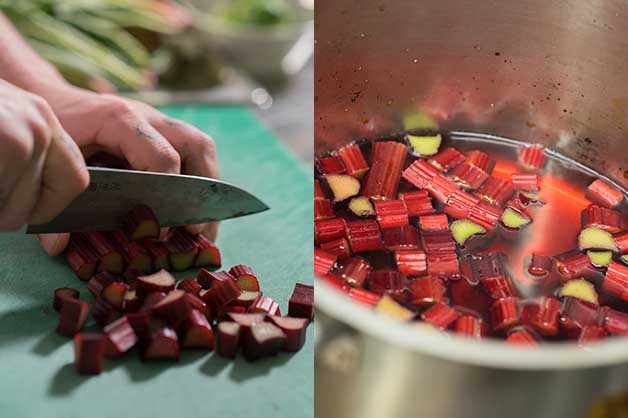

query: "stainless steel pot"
left=314, top=1, right=628, bottom=417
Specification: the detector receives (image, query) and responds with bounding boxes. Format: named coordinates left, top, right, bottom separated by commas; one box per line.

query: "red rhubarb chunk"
left=65, top=234, right=100, bottom=280
left=103, top=316, right=137, bottom=356
left=92, top=297, right=122, bottom=327
left=506, top=329, right=538, bottom=346
left=466, top=150, right=495, bottom=173
left=346, top=220, right=383, bottom=253
left=151, top=290, right=197, bottom=325
left=421, top=302, right=460, bottom=330
left=449, top=277, right=493, bottom=316
left=242, top=322, right=287, bottom=361
left=418, top=214, right=449, bottom=232
left=511, top=173, right=541, bottom=191
left=603, top=308, right=628, bottom=335
left=314, top=179, right=326, bottom=200
left=229, top=264, right=261, bottom=292
left=227, top=312, right=267, bottom=337
left=348, top=287, right=381, bottom=305
left=527, top=253, right=553, bottom=277
left=402, top=159, right=439, bottom=189
left=102, top=282, right=129, bottom=310
left=444, top=190, right=481, bottom=219
left=425, top=175, right=459, bottom=204
left=602, top=261, right=628, bottom=302
left=197, top=269, right=235, bottom=289
left=374, top=200, right=409, bottom=229
left=316, top=154, right=346, bottom=175
left=142, top=322, right=179, bottom=361
left=522, top=297, right=561, bottom=336
left=468, top=200, right=503, bottom=230
left=231, top=291, right=262, bottom=309
left=336, top=257, right=372, bottom=287
left=81, top=232, right=123, bottom=274
left=614, top=231, right=628, bottom=254
left=560, top=297, right=601, bottom=330
left=409, top=275, right=446, bottom=306
left=179, top=309, right=215, bottom=349
left=74, top=333, right=105, bottom=374
left=395, top=250, right=427, bottom=277
left=428, top=147, right=466, bottom=172
left=164, top=229, right=198, bottom=272
left=124, top=204, right=160, bottom=241
left=216, top=322, right=241, bottom=358
left=363, top=141, right=407, bottom=200
left=578, top=326, right=606, bottom=345
left=177, top=277, right=202, bottom=296
left=490, top=297, right=520, bottom=331
left=249, top=296, right=281, bottom=316
left=289, top=283, right=314, bottom=319
left=448, top=162, right=489, bottom=190
left=518, top=144, right=546, bottom=171
left=337, top=143, right=369, bottom=178
left=427, top=252, right=460, bottom=279
left=201, top=273, right=242, bottom=313
left=581, top=205, right=623, bottom=233
left=399, top=190, right=434, bottom=217
left=367, top=270, right=404, bottom=295
left=586, top=179, right=624, bottom=208
left=314, top=247, right=338, bottom=277
left=454, top=315, right=487, bottom=339
left=57, top=299, right=90, bottom=337
left=421, top=231, right=456, bottom=254
left=475, top=177, right=514, bottom=206
left=556, top=250, right=594, bottom=281
left=87, top=271, right=120, bottom=297
left=268, top=316, right=309, bottom=352
left=53, top=287, right=79, bottom=312
left=320, top=237, right=352, bottom=259
left=142, top=239, right=170, bottom=272
left=108, top=230, right=152, bottom=274
left=192, top=234, right=222, bottom=268
left=314, top=199, right=336, bottom=221
left=382, top=225, right=420, bottom=251
left=135, top=270, right=176, bottom=298
left=315, top=218, right=347, bottom=244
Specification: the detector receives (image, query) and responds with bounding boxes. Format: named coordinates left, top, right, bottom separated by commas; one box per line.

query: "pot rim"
left=316, top=280, right=628, bottom=370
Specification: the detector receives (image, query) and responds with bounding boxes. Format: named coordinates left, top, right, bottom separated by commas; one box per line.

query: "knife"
left=26, top=167, right=269, bottom=234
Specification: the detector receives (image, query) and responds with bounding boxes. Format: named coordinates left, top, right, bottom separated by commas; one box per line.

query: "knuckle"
left=103, top=97, right=135, bottom=120
left=198, top=135, right=217, bottom=158
left=161, top=149, right=181, bottom=172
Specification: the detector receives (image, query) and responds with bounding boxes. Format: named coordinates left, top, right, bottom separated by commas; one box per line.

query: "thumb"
left=38, top=233, right=70, bottom=256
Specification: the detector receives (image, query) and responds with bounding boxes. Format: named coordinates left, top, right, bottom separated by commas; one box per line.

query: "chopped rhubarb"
left=65, top=234, right=100, bottom=280
left=87, top=271, right=119, bottom=297
left=577, top=326, right=606, bottom=345
left=142, top=321, right=179, bottom=361
left=192, top=234, right=222, bottom=268
left=522, top=297, right=561, bottom=336
left=177, top=277, right=202, bottom=295
left=402, top=159, right=439, bottom=189
left=363, top=141, right=407, bottom=200
left=425, top=175, right=460, bottom=204
left=57, top=299, right=90, bottom=337
left=242, top=322, right=287, bottom=361
left=81, top=232, right=124, bottom=274
left=348, top=287, right=381, bottom=305
left=448, top=162, right=489, bottom=190
left=559, top=279, right=598, bottom=304
left=506, top=329, right=538, bottom=346
left=501, top=207, right=531, bottom=229
left=428, top=147, right=466, bottom=172
left=427, top=252, right=459, bottom=279
left=406, top=133, right=442, bottom=157
left=560, top=297, right=601, bottom=330
left=217, top=322, right=241, bottom=358
left=316, top=154, right=346, bottom=175
left=395, top=250, right=427, bottom=276
left=367, top=270, right=404, bottom=295
left=315, top=199, right=335, bottom=221
left=325, top=174, right=361, bottom=202
left=139, top=292, right=167, bottom=313
left=581, top=205, right=623, bottom=233
left=527, top=253, right=553, bottom=277
left=337, top=143, right=369, bottom=178
left=491, top=297, right=520, bottom=331
left=314, top=247, right=338, bottom=276
left=337, top=257, right=372, bottom=287
left=588, top=250, right=612, bottom=268
left=125, top=312, right=150, bottom=340
left=315, top=218, right=347, bottom=244
left=197, top=269, right=234, bottom=288
left=135, top=270, right=176, bottom=297
left=103, top=316, right=137, bottom=356
left=603, top=308, right=628, bottom=335
left=466, top=150, right=495, bottom=173
left=267, top=316, right=309, bottom=352
left=518, top=144, right=546, bottom=171
left=399, top=192, right=433, bottom=218
left=450, top=219, right=486, bottom=246
left=108, top=230, right=151, bottom=274
left=481, top=274, right=517, bottom=300
left=444, top=190, right=481, bottom=219
left=288, top=283, right=314, bottom=319
left=382, top=225, right=420, bottom=251
left=74, top=334, right=105, bottom=374
left=124, top=204, right=160, bottom=241
left=602, top=261, right=628, bottom=302
left=320, top=237, right=351, bottom=259
left=178, top=309, right=214, bottom=349
left=102, top=282, right=129, bottom=310
left=346, top=220, right=383, bottom=253
left=614, top=232, right=628, bottom=254
left=348, top=196, right=375, bottom=217
left=314, top=179, right=326, bottom=200
left=586, top=179, right=624, bottom=208
left=227, top=312, right=266, bottom=338
left=511, top=173, right=540, bottom=191
left=421, top=231, right=456, bottom=254
left=151, top=290, right=196, bottom=325
left=374, top=200, right=408, bottom=229
left=475, top=177, right=514, bottom=206
left=201, top=274, right=242, bottom=313
left=374, top=294, right=415, bottom=320
left=164, top=229, right=198, bottom=272
left=454, top=316, right=487, bottom=339
left=142, top=239, right=170, bottom=272
left=408, top=276, right=446, bottom=306
left=53, top=287, right=79, bottom=312
left=421, top=302, right=460, bottom=330
left=468, top=200, right=503, bottom=230
left=556, top=250, right=594, bottom=281
left=249, top=296, right=281, bottom=316
left=229, top=265, right=261, bottom=292
left=92, top=297, right=122, bottom=327
left=418, top=214, right=449, bottom=232
left=578, top=227, right=618, bottom=252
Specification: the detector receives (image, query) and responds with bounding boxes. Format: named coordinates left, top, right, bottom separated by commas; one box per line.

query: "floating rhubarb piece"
left=65, top=234, right=100, bottom=280
left=518, top=144, right=545, bottom=171
left=602, top=261, right=628, bottom=302
left=163, top=229, right=198, bottom=272
left=348, top=287, right=381, bottom=305
left=229, top=265, right=261, bottom=291
left=102, top=282, right=129, bottom=310
left=475, top=177, right=514, bottom=206
left=481, top=274, right=517, bottom=300
left=124, top=205, right=160, bottom=241
left=57, top=299, right=90, bottom=337
left=346, top=220, right=383, bottom=252
left=242, top=322, right=287, bottom=361
left=586, top=179, right=624, bottom=208
left=367, top=270, right=404, bottom=295
left=216, top=322, right=241, bottom=358
left=103, top=316, right=137, bottom=356
left=466, top=150, right=494, bottom=173
left=588, top=251, right=612, bottom=268
left=374, top=200, right=408, bottom=229
left=428, top=147, right=466, bottom=172
left=375, top=294, right=415, bottom=320
left=320, top=238, right=351, bottom=259
left=511, top=173, right=540, bottom=191
left=603, top=308, right=628, bottom=335
left=92, top=297, right=122, bottom=327
left=426, top=252, right=459, bottom=279
left=136, top=270, right=176, bottom=298
left=267, top=316, right=309, bottom=352
left=192, top=234, right=222, bottom=268
left=454, top=315, right=487, bottom=339
left=108, top=230, right=151, bottom=274
left=578, top=227, right=618, bottom=252
left=556, top=250, right=593, bottom=281
left=249, top=296, right=281, bottom=316
left=406, top=133, right=442, bottom=157
left=581, top=205, right=623, bottom=233
left=506, top=328, right=538, bottom=346
left=408, top=276, right=446, bottom=306
left=402, top=159, right=439, bottom=189
left=468, top=200, right=503, bottom=230
left=421, top=231, right=456, bottom=254
left=288, top=283, right=314, bottom=319
left=471, top=253, right=517, bottom=299
left=74, top=334, right=105, bottom=374
left=337, top=257, right=371, bottom=287
left=450, top=275, right=493, bottom=315
left=87, top=271, right=119, bottom=297
left=178, top=309, right=214, bottom=349
left=614, top=232, right=628, bottom=254
left=501, top=207, right=531, bottom=229
left=53, top=287, right=79, bottom=312
left=526, top=253, right=553, bottom=277
left=314, top=218, right=347, bottom=244
left=314, top=179, right=326, bottom=200
left=418, top=214, right=449, bottom=232
left=381, top=225, right=419, bottom=251
left=522, top=297, right=561, bottom=336
left=314, top=199, right=335, bottom=221
left=142, top=321, right=179, bottom=361
left=142, top=239, right=170, bottom=271
left=560, top=297, right=601, bottom=330
left=450, top=219, right=486, bottom=245
left=316, top=154, right=346, bottom=175
left=325, top=174, right=361, bottom=202
left=444, top=190, right=481, bottom=219
left=395, top=250, right=427, bottom=276
left=448, top=162, right=489, bottom=190
left=337, top=143, right=369, bottom=178
left=348, top=197, right=375, bottom=217
left=363, top=141, right=407, bottom=200
left=425, top=175, right=459, bottom=204
left=314, top=248, right=337, bottom=277
left=559, top=279, right=598, bottom=304
left=177, top=277, right=202, bottom=295
left=491, top=297, right=520, bottom=331
left=577, top=326, right=606, bottom=345
left=421, top=302, right=459, bottom=330
left=399, top=190, right=434, bottom=217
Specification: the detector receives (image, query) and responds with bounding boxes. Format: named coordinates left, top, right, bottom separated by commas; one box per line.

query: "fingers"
left=38, top=233, right=70, bottom=256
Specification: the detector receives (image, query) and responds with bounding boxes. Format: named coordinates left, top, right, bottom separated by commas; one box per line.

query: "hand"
left=36, top=85, right=219, bottom=255
left=0, top=80, right=89, bottom=233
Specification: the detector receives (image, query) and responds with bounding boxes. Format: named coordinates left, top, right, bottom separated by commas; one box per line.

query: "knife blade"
left=26, top=167, right=269, bottom=234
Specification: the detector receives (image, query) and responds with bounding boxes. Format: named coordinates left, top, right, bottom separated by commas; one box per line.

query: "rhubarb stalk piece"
left=526, top=254, right=553, bottom=277
left=556, top=250, right=593, bottom=281
left=348, top=287, right=381, bottom=305
left=402, top=159, right=439, bottom=189
left=560, top=297, right=601, bottom=330
left=522, top=297, right=561, bottom=336
left=348, top=197, right=375, bottom=217
left=57, top=299, right=90, bottom=337
left=108, top=230, right=151, bottom=274
left=164, top=229, right=199, bottom=272
left=374, top=200, right=409, bottom=229
left=475, top=177, right=514, bottom=206
left=83, top=232, right=123, bottom=274
left=229, top=265, right=261, bottom=291
left=314, top=248, right=337, bottom=277
left=418, top=214, right=449, bottom=232
left=559, top=279, right=598, bottom=304
left=151, top=290, right=196, bottom=325
left=142, top=240, right=170, bottom=272
left=399, top=190, right=434, bottom=217
left=428, top=147, right=466, bottom=172
left=511, top=173, right=541, bottom=191
left=139, top=292, right=167, bottom=313
left=602, top=262, right=628, bottom=302
left=450, top=219, right=486, bottom=246
left=92, top=297, right=122, bottom=327
left=87, top=271, right=119, bottom=297
left=136, top=270, right=176, bottom=297
left=603, top=308, right=628, bottom=335
left=316, top=155, right=346, bottom=175
left=249, top=296, right=281, bottom=316
left=577, top=326, right=606, bottom=345
left=192, top=234, right=222, bottom=268
left=53, top=287, right=79, bottom=311
left=409, top=275, right=446, bottom=306
left=367, top=270, right=404, bottom=295
left=200, top=272, right=242, bottom=313
left=217, top=321, right=241, bottom=358
left=468, top=201, right=503, bottom=230
left=336, top=257, right=372, bottom=287
left=363, top=141, right=407, bottom=200
left=444, top=190, right=481, bottom=219
left=102, top=282, right=129, bottom=310
left=325, top=174, right=361, bottom=202
left=506, top=328, right=538, bottom=346
left=103, top=316, right=137, bottom=356
left=346, top=220, right=383, bottom=253
left=421, top=302, right=460, bottom=330
left=267, top=316, right=308, bottom=352
left=337, top=143, right=369, bottom=178
left=178, top=309, right=214, bottom=349
left=314, top=218, right=347, bottom=244
left=427, top=252, right=460, bottom=279
left=177, top=277, right=202, bottom=295
left=124, top=204, right=160, bottom=241
left=74, top=333, right=105, bottom=374
left=518, top=144, right=546, bottom=171
left=395, top=250, right=427, bottom=277
left=425, top=175, right=460, bottom=204
left=588, top=251, right=612, bottom=268
left=585, top=179, right=624, bottom=208
left=491, top=297, right=520, bottom=331
left=578, top=227, right=618, bottom=252
left=315, top=199, right=335, bottom=221
left=320, top=238, right=352, bottom=259
left=227, top=312, right=266, bottom=339
left=501, top=207, right=531, bottom=230
left=406, top=133, right=442, bottom=157
left=448, top=162, right=489, bottom=190
left=421, top=231, right=456, bottom=254
left=288, top=283, right=314, bottom=319
left=454, top=316, right=487, bottom=339
left=382, top=225, right=420, bottom=251
left=242, top=322, right=287, bottom=361
left=65, top=234, right=100, bottom=280
left=197, top=269, right=234, bottom=288
left=142, top=321, right=179, bottom=361
left=231, top=291, right=262, bottom=309
left=466, top=150, right=495, bottom=173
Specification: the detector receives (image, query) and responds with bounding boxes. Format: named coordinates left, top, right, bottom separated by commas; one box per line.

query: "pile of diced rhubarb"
left=53, top=206, right=313, bottom=374
left=315, top=133, right=628, bottom=346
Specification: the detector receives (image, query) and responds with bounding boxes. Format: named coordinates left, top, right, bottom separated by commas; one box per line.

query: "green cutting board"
left=0, top=106, right=313, bottom=418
